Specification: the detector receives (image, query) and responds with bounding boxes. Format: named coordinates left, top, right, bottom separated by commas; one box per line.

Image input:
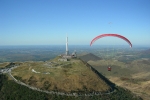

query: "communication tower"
left=66, top=36, right=69, bottom=55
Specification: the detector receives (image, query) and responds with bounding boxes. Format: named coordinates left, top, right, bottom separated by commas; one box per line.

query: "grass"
left=88, top=60, right=132, bottom=77
left=88, top=59, right=150, bottom=100
left=0, top=62, right=10, bottom=68
left=11, top=57, right=111, bottom=93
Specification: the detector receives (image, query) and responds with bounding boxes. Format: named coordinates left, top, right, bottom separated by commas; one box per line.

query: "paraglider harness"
left=108, top=67, right=111, bottom=71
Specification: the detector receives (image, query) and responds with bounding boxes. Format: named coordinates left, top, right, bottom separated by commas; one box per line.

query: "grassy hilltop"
left=11, top=56, right=111, bottom=93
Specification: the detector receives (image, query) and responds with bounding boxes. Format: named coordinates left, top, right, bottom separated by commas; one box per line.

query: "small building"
left=71, top=51, right=77, bottom=58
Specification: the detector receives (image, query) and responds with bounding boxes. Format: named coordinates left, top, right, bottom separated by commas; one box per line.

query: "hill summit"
left=11, top=57, right=112, bottom=93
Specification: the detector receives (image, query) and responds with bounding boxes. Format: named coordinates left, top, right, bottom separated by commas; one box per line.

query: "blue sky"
left=0, top=0, right=150, bottom=46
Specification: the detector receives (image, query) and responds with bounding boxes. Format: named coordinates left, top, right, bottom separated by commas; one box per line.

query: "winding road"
left=1, top=64, right=116, bottom=96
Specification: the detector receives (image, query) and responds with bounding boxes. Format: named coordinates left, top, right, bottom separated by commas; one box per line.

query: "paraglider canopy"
left=90, top=34, right=132, bottom=48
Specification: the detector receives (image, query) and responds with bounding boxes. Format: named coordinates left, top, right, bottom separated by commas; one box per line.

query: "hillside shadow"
left=80, top=59, right=116, bottom=91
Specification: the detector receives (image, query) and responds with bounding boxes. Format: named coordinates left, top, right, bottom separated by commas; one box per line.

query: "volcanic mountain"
left=11, top=56, right=113, bottom=93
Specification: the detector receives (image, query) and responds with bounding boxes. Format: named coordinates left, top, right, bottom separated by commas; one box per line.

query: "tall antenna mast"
left=66, top=34, right=69, bottom=55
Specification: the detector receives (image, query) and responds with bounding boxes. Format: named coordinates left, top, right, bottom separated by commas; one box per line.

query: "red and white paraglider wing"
left=90, top=34, right=132, bottom=48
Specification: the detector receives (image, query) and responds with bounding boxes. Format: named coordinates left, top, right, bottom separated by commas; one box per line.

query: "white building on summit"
left=58, top=36, right=77, bottom=61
